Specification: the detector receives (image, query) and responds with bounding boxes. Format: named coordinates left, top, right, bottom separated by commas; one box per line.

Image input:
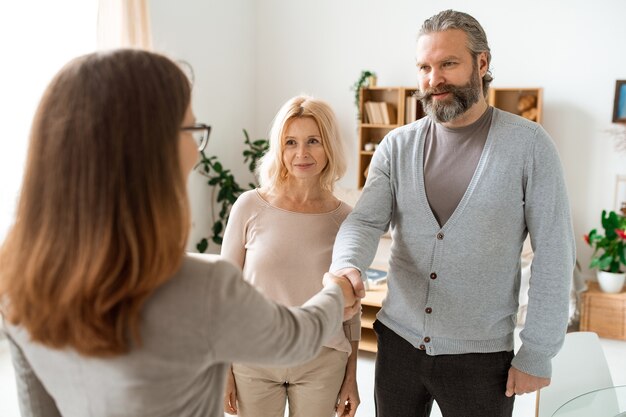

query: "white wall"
left=150, top=0, right=257, bottom=253
left=0, top=1, right=97, bottom=242
left=151, top=0, right=626, bottom=277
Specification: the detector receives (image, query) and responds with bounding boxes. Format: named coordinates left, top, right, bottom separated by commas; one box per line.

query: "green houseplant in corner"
left=584, top=210, right=626, bottom=293
left=195, top=129, right=268, bottom=252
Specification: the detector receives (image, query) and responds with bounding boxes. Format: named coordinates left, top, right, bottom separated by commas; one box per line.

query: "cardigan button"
left=425, top=307, right=432, bottom=314
left=430, top=273, right=437, bottom=280
left=419, top=344, right=426, bottom=350
left=424, top=337, right=431, bottom=343
left=436, top=232, right=444, bottom=240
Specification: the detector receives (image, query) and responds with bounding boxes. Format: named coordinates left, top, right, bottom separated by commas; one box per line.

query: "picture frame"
left=612, top=80, right=626, bottom=123
left=615, top=175, right=626, bottom=215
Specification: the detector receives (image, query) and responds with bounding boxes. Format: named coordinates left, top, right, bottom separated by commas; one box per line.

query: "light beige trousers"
left=233, top=347, right=348, bottom=417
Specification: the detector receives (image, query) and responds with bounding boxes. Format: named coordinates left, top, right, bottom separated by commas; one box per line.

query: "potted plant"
left=351, top=70, right=377, bottom=119
left=584, top=210, right=626, bottom=293
left=195, top=129, right=268, bottom=252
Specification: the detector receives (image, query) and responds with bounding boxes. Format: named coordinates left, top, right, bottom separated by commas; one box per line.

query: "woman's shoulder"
left=229, top=189, right=268, bottom=219
left=234, top=189, right=265, bottom=207
left=335, top=199, right=353, bottom=219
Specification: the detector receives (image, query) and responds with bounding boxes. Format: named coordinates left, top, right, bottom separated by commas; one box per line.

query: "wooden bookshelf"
left=358, top=86, right=424, bottom=188
left=488, top=87, right=543, bottom=124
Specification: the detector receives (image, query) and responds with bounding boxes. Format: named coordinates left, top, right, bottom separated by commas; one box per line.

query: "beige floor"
left=2, top=332, right=625, bottom=417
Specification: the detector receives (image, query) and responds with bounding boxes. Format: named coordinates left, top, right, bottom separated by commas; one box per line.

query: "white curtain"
left=97, top=0, right=152, bottom=50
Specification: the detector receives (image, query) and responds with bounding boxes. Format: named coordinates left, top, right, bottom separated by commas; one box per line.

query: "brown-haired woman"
left=0, top=49, right=361, bottom=417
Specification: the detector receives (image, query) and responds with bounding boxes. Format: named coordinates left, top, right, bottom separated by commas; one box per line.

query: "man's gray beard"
left=416, top=69, right=482, bottom=123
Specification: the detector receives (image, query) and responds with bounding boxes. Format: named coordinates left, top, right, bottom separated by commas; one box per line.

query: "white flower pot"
left=597, top=270, right=626, bottom=293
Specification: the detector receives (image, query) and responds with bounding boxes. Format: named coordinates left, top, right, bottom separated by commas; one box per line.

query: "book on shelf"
left=405, top=95, right=419, bottom=123
left=380, top=102, right=397, bottom=125
left=364, top=101, right=396, bottom=125
left=372, top=102, right=384, bottom=124
left=380, top=102, right=390, bottom=125
left=364, top=101, right=379, bottom=124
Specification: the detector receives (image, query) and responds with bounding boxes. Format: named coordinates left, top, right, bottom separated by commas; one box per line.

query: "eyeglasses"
left=181, top=123, right=211, bottom=152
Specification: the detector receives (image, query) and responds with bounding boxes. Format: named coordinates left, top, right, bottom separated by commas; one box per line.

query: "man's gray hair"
left=419, top=10, right=493, bottom=96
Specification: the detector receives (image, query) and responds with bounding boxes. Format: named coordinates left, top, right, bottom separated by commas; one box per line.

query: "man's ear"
left=477, top=52, right=489, bottom=77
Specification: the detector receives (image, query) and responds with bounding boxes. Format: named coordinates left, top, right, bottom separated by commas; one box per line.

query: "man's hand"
left=323, top=272, right=361, bottom=320
left=505, top=366, right=550, bottom=397
left=332, top=267, right=366, bottom=298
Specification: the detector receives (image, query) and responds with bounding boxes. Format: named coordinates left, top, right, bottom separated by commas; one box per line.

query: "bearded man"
left=330, top=9, right=575, bottom=417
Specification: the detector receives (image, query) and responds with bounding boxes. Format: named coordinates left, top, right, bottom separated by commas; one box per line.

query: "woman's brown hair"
left=0, top=49, right=191, bottom=356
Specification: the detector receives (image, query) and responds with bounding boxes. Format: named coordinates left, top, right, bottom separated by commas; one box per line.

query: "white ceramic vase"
left=597, top=270, right=626, bottom=293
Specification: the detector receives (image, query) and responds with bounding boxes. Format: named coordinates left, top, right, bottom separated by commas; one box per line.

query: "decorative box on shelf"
left=580, top=281, right=626, bottom=340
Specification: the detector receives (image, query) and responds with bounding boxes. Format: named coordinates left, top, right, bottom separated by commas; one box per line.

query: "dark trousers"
left=373, top=320, right=515, bottom=417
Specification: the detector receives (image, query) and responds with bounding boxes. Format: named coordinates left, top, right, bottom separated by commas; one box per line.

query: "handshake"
left=323, top=268, right=365, bottom=321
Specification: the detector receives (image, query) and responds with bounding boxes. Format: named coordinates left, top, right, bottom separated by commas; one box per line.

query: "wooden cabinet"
left=488, top=87, right=543, bottom=124
left=357, top=87, right=424, bottom=188
left=360, top=284, right=387, bottom=352
left=580, top=281, right=626, bottom=340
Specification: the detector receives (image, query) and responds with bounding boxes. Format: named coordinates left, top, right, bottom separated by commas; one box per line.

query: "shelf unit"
left=360, top=284, right=387, bottom=352
left=488, top=87, right=543, bottom=124
left=358, top=86, right=424, bottom=188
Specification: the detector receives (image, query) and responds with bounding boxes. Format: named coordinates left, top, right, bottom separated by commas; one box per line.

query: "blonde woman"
left=0, top=50, right=361, bottom=417
left=222, top=95, right=361, bottom=417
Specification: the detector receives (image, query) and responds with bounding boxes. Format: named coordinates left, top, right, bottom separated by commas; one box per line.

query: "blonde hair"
left=258, top=95, right=346, bottom=192
left=0, top=49, right=191, bottom=356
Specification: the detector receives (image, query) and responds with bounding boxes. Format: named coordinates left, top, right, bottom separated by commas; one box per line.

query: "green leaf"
left=196, top=238, right=208, bottom=253
left=194, top=128, right=268, bottom=247
left=217, top=187, right=228, bottom=202
left=212, top=221, right=223, bottom=235
left=598, top=255, right=614, bottom=270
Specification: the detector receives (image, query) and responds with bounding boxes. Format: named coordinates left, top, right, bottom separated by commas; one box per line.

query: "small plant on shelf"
left=195, top=129, right=268, bottom=252
left=351, top=70, right=377, bottom=117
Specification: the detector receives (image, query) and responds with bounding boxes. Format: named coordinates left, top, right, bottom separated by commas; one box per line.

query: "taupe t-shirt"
left=423, top=107, right=493, bottom=226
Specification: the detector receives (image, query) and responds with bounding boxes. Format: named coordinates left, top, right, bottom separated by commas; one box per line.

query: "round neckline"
left=253, top=188, right=344, bottom=215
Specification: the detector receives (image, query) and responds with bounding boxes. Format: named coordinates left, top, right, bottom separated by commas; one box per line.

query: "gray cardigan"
left=331, top=108, right=575, bottom=378
left=6, top=254, right=344, bottom=417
